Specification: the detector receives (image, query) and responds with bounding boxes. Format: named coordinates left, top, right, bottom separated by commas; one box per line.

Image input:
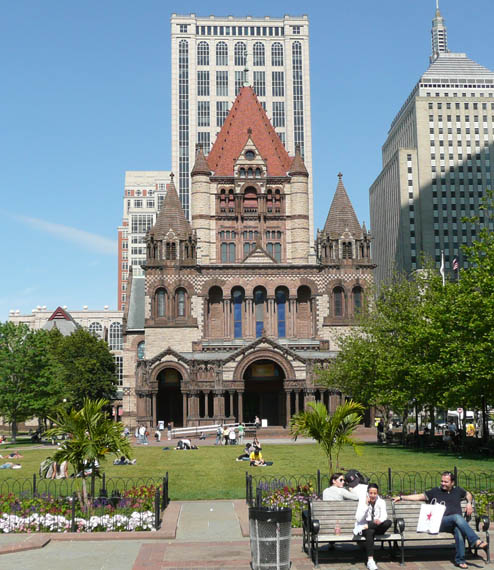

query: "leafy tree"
left=49, top=328, right=117, bottom=408
left=0, top=323, right=60, bottom=441
left=45, top=398, right=130, bottom=509
left=290, top=400, right=363, bottom=472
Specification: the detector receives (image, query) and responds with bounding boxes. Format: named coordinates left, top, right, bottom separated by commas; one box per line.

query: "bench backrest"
left=392, top=499, right=477, bottom=532
left=309, top=499, right=394, bottom=535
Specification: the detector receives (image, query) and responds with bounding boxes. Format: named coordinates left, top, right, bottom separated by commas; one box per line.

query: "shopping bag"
left=416, top=499, right=446, bottom=534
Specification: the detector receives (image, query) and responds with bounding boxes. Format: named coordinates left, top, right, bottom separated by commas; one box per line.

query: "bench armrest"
left=311, top=519, right=320, bottom=535
left=394, top=517, right=405, bottom=534
left=477, top=515, right=490, bottom=532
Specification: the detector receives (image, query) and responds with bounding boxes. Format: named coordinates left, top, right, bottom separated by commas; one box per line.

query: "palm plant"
left=290, top=400, right=364, bottom=473
left=45, top=398, right=131, bottom=510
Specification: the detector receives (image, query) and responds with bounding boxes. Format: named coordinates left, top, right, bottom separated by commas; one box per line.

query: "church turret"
left=317, top=173, right=371, bottom=265
left=145, top=173, right=197, bottom=266
left=287, top=145, right=310, bottom=263
left=191, top=146, right=212, bottom=264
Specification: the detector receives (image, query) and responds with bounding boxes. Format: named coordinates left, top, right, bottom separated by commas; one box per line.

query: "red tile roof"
left=207, top=87, right=292, bottom=177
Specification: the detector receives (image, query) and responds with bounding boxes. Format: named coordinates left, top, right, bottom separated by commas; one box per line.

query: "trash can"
left=249, top=507, right=292, bottom=570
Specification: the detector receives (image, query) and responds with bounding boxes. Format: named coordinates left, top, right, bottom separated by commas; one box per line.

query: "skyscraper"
left=370, top=3, right=494, bottom=285
left=170, top=13, right=313, bottom=240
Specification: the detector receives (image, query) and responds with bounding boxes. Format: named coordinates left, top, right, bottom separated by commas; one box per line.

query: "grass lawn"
left=0, top=442, right=493, bottom=501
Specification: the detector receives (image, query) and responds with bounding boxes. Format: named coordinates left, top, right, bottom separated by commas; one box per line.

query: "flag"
left=452, top=256, right=459, bottom=272
left=440, top=250, right=445, bottom=286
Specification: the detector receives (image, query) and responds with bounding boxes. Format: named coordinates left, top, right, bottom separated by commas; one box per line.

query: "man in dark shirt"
left=393, top=471, right=487, bottom=568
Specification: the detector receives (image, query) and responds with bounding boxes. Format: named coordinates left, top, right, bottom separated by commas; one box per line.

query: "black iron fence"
left=0, top=472, right=169, bottom=533
left=246, top=467, right=494, bottom=507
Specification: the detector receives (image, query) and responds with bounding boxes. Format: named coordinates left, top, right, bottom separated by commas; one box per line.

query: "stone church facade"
left=122, top=87, right=373, bottom=428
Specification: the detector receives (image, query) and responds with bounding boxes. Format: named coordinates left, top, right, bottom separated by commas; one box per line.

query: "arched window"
left=216, top=41, right=228, bottom=66
left=232, top=287, right=244, bottom=338
left=276, top=287, right=288, bottom=338
left=247, top=167, right=253, bottom=178
left=156, top=288, right=167, bottom=318
left=177, top=288, right=186, bottom=317
left=137, top=341, right=145, bottom=360
left=234, top=42, right=247, bottom=66
left=171, top=242, right=177, bottom=260
left=274, top=243, right=282, bottom=262
left=271, top=42, right=283, bottom=66
left=109, top=322, right=122, bottom=350
left=333, top=287, right=344, bottom=317
left=89, top=322, right=102, bottom=338
left=239, top=167, right=246, bottom=177
left=244, top=187, right=258, bottom=212
left=221, top=243, right=236, bottom=262
left=243, top=242, right=250, bottom=257
left=266, top=190, right=273, bottom=212
left=228, top=189, right=235, bottom=211
left=343, top=242, right=353, bottom=259
left=254, top=286, right=267, bottom=337
left=353, top=286, right=363, bottom=314
left=197, top=41, right=209, bottom=66
left=255, top=167, right=261, bottom=178
left=253, top=42, right=265, bottom=66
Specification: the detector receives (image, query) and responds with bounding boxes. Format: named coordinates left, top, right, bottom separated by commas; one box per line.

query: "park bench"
left=304, top=499, right=402, bottom=567
left=392, top=499, right=490, bottom=565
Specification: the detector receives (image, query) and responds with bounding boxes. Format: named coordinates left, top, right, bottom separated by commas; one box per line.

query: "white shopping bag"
left=416, top=499, right=446, bottom=534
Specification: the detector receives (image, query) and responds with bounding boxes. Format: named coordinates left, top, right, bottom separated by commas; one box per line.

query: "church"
left=122, top=86, right=373, bottom=428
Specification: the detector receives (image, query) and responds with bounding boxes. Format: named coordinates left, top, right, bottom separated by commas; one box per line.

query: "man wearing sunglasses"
left=323, top=472, right=359, bottom=501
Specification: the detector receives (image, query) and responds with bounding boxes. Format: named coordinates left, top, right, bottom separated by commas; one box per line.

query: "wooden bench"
left=392, top=500, right=490, bottom=565
left=304, top=499, right=402, bottom=567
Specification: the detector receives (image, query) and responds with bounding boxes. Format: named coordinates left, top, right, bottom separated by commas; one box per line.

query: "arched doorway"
left=157, top=368, right=183, bottom=427
left=243, top=359, right=285, bottom=426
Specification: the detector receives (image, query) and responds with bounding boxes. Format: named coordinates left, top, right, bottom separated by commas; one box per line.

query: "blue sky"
left=2, top=0, right=493, bottom=319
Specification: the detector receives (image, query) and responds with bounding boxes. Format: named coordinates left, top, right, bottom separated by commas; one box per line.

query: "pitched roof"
left=149, top=175, right=191, bottom=238
left=422, top=52, right=494, bottom=80
left=288, top=145, right=309, bottom=177
left=207, top=87, right=292, bottom=177
left=323, top=174, right=362, bottom=237
left=191, top=147, right=211, bottom=176
left=43, top=306, right=80, bottom=336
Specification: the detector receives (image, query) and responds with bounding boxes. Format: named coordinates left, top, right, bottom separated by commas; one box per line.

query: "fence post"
left=317, top=469, right=321, bottom=498
left=90, top=473, right=95, bottom=499
left=245, top=472, right=249, bottom=504
left=154, top=488, right=161, bottom=530
left=71, top=492, right=76, bottom=532
left=101, top=473, right=106, bottom=496
left=388, top=467, right=392, bottom=495
left=454, top=466, right=458, bottom=486
left=32, top=473, right=37, bottom=498
left=256, top=485, right=262, bottom=508
left=161, top=473, right=168, bottom=509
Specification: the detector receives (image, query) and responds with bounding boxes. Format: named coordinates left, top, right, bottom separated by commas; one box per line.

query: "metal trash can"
left=249, top=507, right=292, bottom=570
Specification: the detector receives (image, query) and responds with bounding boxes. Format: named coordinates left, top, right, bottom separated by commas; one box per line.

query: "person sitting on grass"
left=249, top=446, right=265, bottom=466
left=175, top=439, right=198, bottom=450
left=113, top=456, right=136, bottom=465
left=236, top=442, right=252, bottom=461
left=7, top=451, right=23, bottom=459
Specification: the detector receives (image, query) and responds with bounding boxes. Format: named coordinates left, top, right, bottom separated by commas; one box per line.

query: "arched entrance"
left=243, top=359, right=285, bottom=426
left=157, top=368, right=183, bottom=427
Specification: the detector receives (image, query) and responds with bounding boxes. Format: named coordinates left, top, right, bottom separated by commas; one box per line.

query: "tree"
left=49, top=328, right=117, bottom=408
left=0, top=323, right=60, bottom=441
left=45, top=398, right=131, bottom=509
left=290, top=400, right=363, bottom=472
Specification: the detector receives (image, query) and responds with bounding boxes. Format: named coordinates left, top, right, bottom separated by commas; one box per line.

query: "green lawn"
left=0, top=442, right=493, bottom=501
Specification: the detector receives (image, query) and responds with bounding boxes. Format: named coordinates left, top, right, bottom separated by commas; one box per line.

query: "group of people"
left=215, top=424, right=245, bottom=446
left=323, top=470, right=488, bottom=570
left=236, top=439, right=265, bottom=466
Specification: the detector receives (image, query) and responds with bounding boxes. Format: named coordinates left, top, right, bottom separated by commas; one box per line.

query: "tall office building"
left=170, top=13, right=313, bottom=240
left=117, top=171, right=172, bottom=310
left=370, top=4, right=494, bottom=285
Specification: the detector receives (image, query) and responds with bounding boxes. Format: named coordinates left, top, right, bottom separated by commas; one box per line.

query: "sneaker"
left=367, top=560, right=378, bottom=570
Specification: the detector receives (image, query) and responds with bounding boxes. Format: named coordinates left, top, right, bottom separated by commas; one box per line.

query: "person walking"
left=229, top=426, right=236, bottom=445
left=354, top=483, right=392, bottom=570
left=393, top=471, right=488, bottom=569
left=215, top=425, right=222, bottom=445
left=238, top=423, right=245, bottom=445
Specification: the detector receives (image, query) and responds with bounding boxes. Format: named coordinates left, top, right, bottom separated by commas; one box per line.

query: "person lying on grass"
left=0, top=462, right=21, bottom=469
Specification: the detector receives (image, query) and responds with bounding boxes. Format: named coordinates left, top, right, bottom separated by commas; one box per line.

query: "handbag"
left=416, top=499, right=446, bottom=534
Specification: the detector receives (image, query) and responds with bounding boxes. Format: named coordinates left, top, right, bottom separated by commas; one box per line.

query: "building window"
left=89, top=322, right=103, bottom=339
left=272, top=71, right=285, bottom=97
left=131, top=214, right=153, bottom=233
left=271, top=42, right=283, bottom=66
left=221, top=242, right=236, bottom=262
left=292, top=41, right=305, bottom=157
left=137, top=341, right=145, bottom=360
left=216, top=70, right=228, bottom=96
left=109, top=322, right=122, bottom=350
left=232, top=288, right=244, bottom=338
left=253, top=71, right=265, bottom=97
left=216, top=101, right=229, bottom=127
left=134, top=199, right=143, bottom=208
left=197, top=71, right=210, bottom=96
left=216, top=41, right=228, bottom=66
left=342, top=241, right=353, bottom=259
left=276, top=287, right=287, bottom=337
left=176, top=288, right=186, bottom=317
left=353, top=286, right=363, bottom=314
left=243, top=187, right=258, bottom=212
left=272, top=102, right=285, bottom=127
left=234, top=41, right=247, bottom=66
left=253, top=42, right=265, bottom=66
left=197, top=41, right=209, bottom=66
left=197, top=101, right=210, bottom=126
left=254, top=287, right=266, bottom=337
left=197, top=131, right=210, bottom=153
left=156, top=288, right=167, bottom=317
left=291, top=25, right=301, bottom=34
left=179, top=24, right=188, bottom=33
left=114, top=356, right=123, bottom=386
left=235, top=70, right=247, bottom=94
left=333, top=287, right=344, bottom=317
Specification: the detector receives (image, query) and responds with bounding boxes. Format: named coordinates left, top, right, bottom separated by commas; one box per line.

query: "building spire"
left=430, top=0, right=448, bottom=63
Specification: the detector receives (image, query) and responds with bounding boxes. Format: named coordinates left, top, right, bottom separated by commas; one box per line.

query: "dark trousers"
left=361, top=520, right=392, bottom=557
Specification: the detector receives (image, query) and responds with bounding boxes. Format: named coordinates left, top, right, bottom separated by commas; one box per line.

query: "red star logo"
left=426, top=512, right=433, bottom=520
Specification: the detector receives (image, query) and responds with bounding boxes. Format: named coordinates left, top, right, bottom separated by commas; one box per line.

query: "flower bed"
left=0, top=484, right=160, bottom=533
left=261, top=483, right=319, bottom=527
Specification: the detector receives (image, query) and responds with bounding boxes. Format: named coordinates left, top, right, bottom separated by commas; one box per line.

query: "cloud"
left=15, top=215, right=117, bottom=255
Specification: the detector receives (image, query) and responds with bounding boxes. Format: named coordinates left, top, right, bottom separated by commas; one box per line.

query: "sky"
left=2, top=0, right=493, bottom=319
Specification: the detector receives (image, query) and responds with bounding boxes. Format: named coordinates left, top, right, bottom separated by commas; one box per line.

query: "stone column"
left=290, top=299, right=296, bottom=337
left=245, top=297, right=253, bottom=338
left=267, top=297, right=275, bottom=336
left=204, top=391, right=209, bottom=418
left=304, top=389, right=316, bottom=411
left=182, top=392, right=188, bottom=425
left=285, top=390, right=292, bottom=424
left=311, top=297, right=317, bottom=337
left=190, top=391, right=199, bottom=418
left=229, top=391, right=234, bottom=420
left=204, top=298, right=209, bottom=337
left=213, top=390, right=223, bottom=417
left=152, top=392, right=157, bottom=427
left=224, top=297, right=231, bottom=338
left=238, top=391, right=244, bottom=423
